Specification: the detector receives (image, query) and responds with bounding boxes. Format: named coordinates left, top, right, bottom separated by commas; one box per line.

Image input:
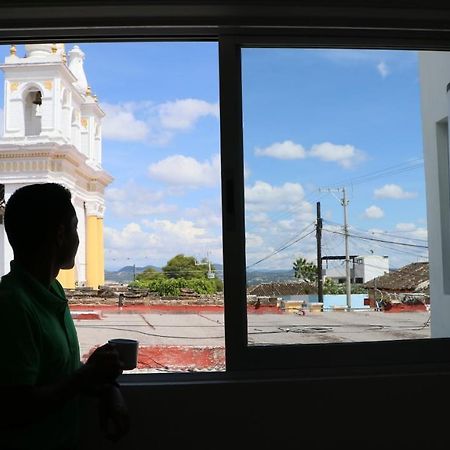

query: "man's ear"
left=55, top=223, right=66, bottom=248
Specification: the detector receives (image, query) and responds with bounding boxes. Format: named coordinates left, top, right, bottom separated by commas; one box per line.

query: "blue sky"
left=0, top=44, right=428, bottom=271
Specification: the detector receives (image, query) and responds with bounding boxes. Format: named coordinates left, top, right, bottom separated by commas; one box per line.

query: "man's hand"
left=99, top=384, right=130, bottom=442
left=78, top=343, right=123, bottom=388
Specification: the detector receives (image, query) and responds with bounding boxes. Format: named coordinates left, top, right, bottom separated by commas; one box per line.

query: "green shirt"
left=0, top=261, right=81, bottom=450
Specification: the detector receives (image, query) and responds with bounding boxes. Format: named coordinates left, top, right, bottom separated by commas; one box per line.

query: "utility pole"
left=206, top=250, right=215, bottom=278
left=316, top=201, right=323, bottom=303
left=319, top=186, right=352, bottom=310
left=341, top=187, right=351, bottom=310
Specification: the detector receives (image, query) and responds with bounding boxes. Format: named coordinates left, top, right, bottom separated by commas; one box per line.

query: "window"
left=220, top=36, right=449, bottom=371
left=0, top=42, right=224, bottom=374
left=1, top=19, right=450, bottom=377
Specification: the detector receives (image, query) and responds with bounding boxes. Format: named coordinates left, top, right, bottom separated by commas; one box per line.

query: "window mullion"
left=219, top=36, right=248, bottom=371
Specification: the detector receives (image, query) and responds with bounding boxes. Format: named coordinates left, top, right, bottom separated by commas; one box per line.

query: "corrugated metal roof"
left=364, top=262, right=429, bottom=292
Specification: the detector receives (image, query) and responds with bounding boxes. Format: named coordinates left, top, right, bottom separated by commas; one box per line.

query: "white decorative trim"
left=85, top=200, right=104, bottom=218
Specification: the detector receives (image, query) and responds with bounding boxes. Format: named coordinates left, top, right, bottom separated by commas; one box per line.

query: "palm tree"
left=293, top=257, right=317, bottom=283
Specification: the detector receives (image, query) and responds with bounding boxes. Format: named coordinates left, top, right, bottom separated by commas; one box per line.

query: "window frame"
left=219, top=34, right=450, bottom=372
left=1, top=11, right=450, bottom=379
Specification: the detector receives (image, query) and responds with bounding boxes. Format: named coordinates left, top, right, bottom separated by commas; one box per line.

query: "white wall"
left=0, top=183, right=24, bottom=273
left=419, top=51, right=450, bottom=337
left=354, top=255, right=389, bottom=283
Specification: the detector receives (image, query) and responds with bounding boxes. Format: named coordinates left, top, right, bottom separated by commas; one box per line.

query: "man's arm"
left=98, top=383, right=130, bottom=442
left=1, top=343, right=122, bottom=429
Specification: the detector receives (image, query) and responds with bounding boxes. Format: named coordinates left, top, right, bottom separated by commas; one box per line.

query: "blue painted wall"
left=281, top=294, right=369, bottom=309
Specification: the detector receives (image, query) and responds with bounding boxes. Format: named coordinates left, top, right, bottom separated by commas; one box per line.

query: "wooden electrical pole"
left=316, top=201, right=323, bottom=303
left=342, top=187, right=351, bottom=310
left=319, top=186, right=352, bottom=309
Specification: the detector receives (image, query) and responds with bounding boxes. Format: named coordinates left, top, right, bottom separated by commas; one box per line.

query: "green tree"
left=322, top=278, right=368, bottom=295
left=131, top=277, right=221, bottom=296
left=323, top=278, right=345, bottom=294
left=135, top=267, right=164, bottom=282
left=293, top=257, right=317, bottom=283
left=162, top=254, right=209, bottom=279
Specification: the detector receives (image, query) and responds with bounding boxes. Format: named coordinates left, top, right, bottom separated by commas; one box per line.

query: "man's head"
left=4, top=183, right=79, bottom=269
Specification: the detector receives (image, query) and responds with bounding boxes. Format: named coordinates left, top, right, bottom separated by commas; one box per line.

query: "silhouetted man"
left=0, top=183, right=128, bottom=449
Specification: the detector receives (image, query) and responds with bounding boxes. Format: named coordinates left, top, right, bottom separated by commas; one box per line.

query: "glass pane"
left=0, top=42, right=224, bottom=372
left=242, top=48, right=430, bottom=345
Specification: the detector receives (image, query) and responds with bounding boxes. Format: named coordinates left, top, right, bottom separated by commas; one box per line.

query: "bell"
left=32, top=91, right=42, bottom=105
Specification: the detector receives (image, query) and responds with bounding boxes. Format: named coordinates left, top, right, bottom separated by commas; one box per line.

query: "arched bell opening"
left=24, top=90, right=42, bottom=136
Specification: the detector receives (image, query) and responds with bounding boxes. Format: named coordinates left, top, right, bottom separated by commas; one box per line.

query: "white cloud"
left=395, top=223, right=416, bottom=232
left=105, top=218, right=223, bottom=269
left=158, top=98, right=219, bottom=130
left=148, top=153, right=220, bottom=188
left=309, top=142, right=365, bottom=168
left=147, top=219, right=207, bottom=241
left=377, top=61, right=389, bottom=78
left=317, top=49, right=416, bottom=74
left=364, top=205, right=384, bottom=219
left=395, top=223, right=428, bottom=240
left=374, top=184, right=417, bottom=199
left=278, top=219, right=297, bottom=231
left=248, top=213, right=270, bottom=225
left=101, top=102, right=149, bottom=141
left=255, top=140, right=306, bottom=160
left=409, top=228, right=428, bottom=240
left=253, top=139, right=365, bottom=168
left=245, top=181, right=305, bottom=212
left=100, top=98, right=219, bottom=144
left=245, top=232, right=264, bottom=249
left=245, top=230, right=317, bottom=271
left=105, top=182, right=176, bottom=218
left=105, top=222, right=159, bottom=251
left=184, top=202, right=222, bottom=229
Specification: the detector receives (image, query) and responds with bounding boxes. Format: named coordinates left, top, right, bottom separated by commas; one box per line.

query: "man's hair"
left=4, top=183, right=75, bottom=253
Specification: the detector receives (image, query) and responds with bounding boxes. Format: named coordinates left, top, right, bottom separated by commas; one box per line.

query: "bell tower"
left=0, top=43, right=113, bottom=289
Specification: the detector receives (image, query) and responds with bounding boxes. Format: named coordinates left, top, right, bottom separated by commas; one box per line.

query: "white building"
left=353, top=255, right=389, bottom=283
left=0, top=43, right=112, bottom=289
left=324, top=254, right=389, bottom=284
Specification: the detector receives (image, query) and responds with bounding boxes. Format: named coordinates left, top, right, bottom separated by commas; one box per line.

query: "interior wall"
left=79, top=371, right=450, bottom=449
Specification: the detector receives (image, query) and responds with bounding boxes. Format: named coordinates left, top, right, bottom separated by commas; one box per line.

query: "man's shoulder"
left=0, top=273, right=31, bottom=308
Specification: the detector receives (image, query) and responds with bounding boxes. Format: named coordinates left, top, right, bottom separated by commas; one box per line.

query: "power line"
left=324, top=158, right=424, bottom=189
left=325, top=220, right=428, bottom=244
left=349, top=236, right=428, bottom=259
left=347, top=237, right=427, bottom=269
left=245, top=158, right=424, bottom=247
left=244, top=189, right=324, bottom=234
left=351, top=238, right=428, bottom=259
left=253, top=220, right=315, bottom=258
left=323, top=228, right=428, bottom=249
left=246, top=224, right=316, bottom=269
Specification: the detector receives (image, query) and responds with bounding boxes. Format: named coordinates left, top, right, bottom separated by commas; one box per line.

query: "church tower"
left=0, top=43, right=113, bottom=289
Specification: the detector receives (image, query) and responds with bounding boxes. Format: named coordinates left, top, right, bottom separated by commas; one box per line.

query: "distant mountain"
left=212, top=263, right=223, bottom=279
left=105, top=263, right=287, bottom=285
left=105, top=265, right=161, bottom=284
left=246, top=269, right=295, bottom=286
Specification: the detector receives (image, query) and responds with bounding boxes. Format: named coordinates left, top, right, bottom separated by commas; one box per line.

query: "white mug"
left=108, top=338, right=139, bottom=370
